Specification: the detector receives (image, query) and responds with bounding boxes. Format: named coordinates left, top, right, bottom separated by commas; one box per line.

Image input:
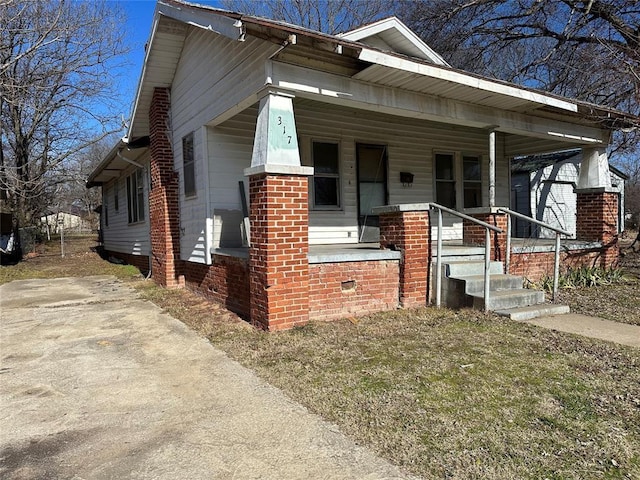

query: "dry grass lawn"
left=2, top=235, right=639, bottom=479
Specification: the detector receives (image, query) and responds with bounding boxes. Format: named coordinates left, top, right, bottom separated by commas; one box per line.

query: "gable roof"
left=337, top=17, right=449, bottom=66
left=122, top=0, right=639, bottom=143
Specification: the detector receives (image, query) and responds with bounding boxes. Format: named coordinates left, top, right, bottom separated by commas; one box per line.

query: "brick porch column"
left=246, top=167, right=313, bottom=331
left=463, top=208, right=508, bottom=262
left=576, top=189, right=619, bottom=267
left=149, top=87, right=183, bottom=288
left=376, top=204, right=430, bottom=308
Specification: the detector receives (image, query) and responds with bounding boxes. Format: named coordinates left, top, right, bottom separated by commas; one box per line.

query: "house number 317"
left=277, top=116, right=292, bottom=144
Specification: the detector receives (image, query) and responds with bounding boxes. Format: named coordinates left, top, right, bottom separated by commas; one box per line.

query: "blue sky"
left=113, top=0, right=222, bottom=125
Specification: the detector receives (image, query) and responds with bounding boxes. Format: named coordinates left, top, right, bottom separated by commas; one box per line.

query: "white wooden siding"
left=531, top=161, right=579, bottom=238
left=208, top=112, right=256, bottom=248
left=529, top=158, right=626, bottom=238
left=294, top=100, right=511, bottom=242
left=207, top=99, right=520, bottom=244
left=101, top=153, right=151, bottom=258
left=171, top=28, right=276, bottom=261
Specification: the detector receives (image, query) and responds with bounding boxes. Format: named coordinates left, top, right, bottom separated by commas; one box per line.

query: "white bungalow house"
left=511, top=150, right=627, bottom=239
left=87, top=0, right=640, bottom=330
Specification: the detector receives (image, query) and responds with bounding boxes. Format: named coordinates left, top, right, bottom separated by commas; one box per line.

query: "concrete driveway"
left=0, top=276, right=411, bottom=479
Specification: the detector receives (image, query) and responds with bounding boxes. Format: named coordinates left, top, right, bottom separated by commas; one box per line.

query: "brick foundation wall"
left=510, top=248, right=612, bottom=282
left=463, top=212, right=508, bottom=262
left=149, top=87, right=183, bottom=288
left=249, top=173, right=310, bottom=331
left=182, top=255, right=250, bottom=318
left=379, top=210, right=430, bottom=308
left=309, top=261, right=400, bottom=321
left=576, top=191, right=619, bottom=268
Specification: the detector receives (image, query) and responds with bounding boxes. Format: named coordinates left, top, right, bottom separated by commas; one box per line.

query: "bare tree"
left=48, top=138, right=116, bottom=232
left=222, top=0, right=392, bottom=34
left=0, top=0, right=127, bottom=230
left=397, top=0, right=640, bottom=219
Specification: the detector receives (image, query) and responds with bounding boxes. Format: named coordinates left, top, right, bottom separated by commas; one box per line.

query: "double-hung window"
left=114, top=180, right=119, bottom=212
left=126, top=169, right=145, bottom=223
left=183, top=132, right=196, bottom=197
left=312, top=141, right=340, bottom=209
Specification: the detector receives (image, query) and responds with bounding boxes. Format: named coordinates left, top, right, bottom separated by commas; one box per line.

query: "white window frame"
left=433, top=151, right=484, bottom=211
left=182, top=132, right=196, bottom=198
left=462, top=154, right=483, bottom=209
left=310, top=138, right=342, bottom=210
left=126, top=168, right=145, bottom=224
left=434, top=151, right=457, bottom=209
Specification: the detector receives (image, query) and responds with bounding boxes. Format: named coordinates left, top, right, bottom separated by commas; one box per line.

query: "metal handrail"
left=429, top=203, right=504, bottom=312
left=497, top=207, right=571, bottom=302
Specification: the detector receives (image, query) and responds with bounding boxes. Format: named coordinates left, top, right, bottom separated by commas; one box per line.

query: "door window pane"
left=312, top=141, right=340, bottom=208
left=435, top=153, right=455, bottom=208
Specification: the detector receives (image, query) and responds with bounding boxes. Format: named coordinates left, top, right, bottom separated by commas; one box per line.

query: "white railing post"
left=436, top=208, right=443, bottom=308
left=505, top=214, right=511, bottom=274
left=498, top=207, right=570, bottom=303
left=484, top=228, right=491, bottom=312
left=553, top=232, right=561, bottom=302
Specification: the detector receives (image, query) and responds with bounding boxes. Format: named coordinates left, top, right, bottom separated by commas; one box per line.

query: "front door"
left=357, top=143, right=388, bottom=242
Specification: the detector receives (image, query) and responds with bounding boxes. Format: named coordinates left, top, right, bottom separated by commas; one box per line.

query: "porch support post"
left=376, top=204, right=430, bottom=308
left=577, top=146, right=612, bottom=191
left=149, top=87, right=184, bottom=288
left=489, top=130, right=497, bottom=207
left=575, top=147, right=619, bottom=268
left=245, top=92, right=314, bottom=331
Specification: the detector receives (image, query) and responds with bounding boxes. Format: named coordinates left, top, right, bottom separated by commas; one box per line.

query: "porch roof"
left=125, top=0, right=640, bottom=142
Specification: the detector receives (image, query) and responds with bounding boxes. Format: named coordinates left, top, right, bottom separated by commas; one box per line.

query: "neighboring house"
left=40, top=209, right=94, bottom=234
left=87, top=0, right=639, bottom=330
left=511, top=150, right=627, bottom=239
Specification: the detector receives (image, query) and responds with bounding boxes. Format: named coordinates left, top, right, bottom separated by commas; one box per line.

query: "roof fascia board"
left=156, top=0, right=243, bottom=41
left=357, top=48, right=578, bottom=113
left=339, top=17, right=449, bottom=66
left=270, top=61, right=608, bottom=144
left=87, top=139, right=126, bottom=186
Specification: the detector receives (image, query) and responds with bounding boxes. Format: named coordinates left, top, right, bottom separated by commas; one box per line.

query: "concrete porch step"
left=443, top=261, right=504, bottom=277
left=434, top=245, right=486, bottom=262
left=470, top=288, right=545, bottom=311
left=450, top=274, right=523, bottom=295
left=494, top=304, right=571, bottom=321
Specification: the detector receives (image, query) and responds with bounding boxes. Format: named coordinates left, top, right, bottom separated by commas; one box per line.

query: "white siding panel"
left=206, top=99, right=524, bottom=245
left=294, top=100, right=496, bottom=242
left=101, top=154, right=151, bottom=258
left=171, top=29, right=276, bottom=259
left=208, top=110, right=256, bottom=248
left=178, top=128, right=210, bottom=262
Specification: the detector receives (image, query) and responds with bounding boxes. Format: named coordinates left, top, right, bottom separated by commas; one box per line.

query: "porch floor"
left=211, top=238, right=602, bottom=263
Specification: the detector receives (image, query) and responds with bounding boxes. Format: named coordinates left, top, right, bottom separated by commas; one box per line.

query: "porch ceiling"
left=352, top=63, right=575, bottom=115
